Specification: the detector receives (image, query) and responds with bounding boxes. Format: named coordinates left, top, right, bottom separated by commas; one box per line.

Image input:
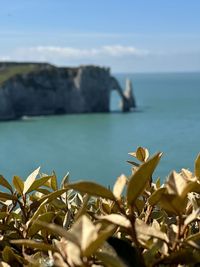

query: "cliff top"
left=0, top=62, right=110, bottom=86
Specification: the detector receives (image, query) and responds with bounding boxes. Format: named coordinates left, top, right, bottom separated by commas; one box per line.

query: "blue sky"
left=0, top=0, right=200, bottom=72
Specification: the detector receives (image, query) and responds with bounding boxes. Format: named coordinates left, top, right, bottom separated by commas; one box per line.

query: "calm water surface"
left=0, top=72, right=200, bottom=186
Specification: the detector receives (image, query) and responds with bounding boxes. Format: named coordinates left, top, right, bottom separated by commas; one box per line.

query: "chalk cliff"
left=0, top=63, right=136, bottom=120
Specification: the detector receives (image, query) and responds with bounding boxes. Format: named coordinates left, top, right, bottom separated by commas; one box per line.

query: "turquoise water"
left=0, top=72, right=200, bottom=186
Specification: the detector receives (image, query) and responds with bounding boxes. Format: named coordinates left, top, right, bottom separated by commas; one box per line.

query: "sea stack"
left=120, top=79, right=136, bottom=112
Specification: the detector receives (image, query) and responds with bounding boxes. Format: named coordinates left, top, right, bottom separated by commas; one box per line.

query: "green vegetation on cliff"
left=0, top=147, right=200, bottom=266
left=0, top=63, right=41, bottom=85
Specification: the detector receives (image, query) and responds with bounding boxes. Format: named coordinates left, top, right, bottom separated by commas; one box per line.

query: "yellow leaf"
left=28, top=212, right=56, bottom=237
left=136, top=147, right=149, bottom=162
left=148, top=187, right=166, bottom=206
left=67, top=181, right=116, bottom=200
left=10, top=239, right=57, bottom=252
left=26, top=176, right=52, bottom=194
left=159, top=194, right=187, bottom=215
left=23, top=167, right=40, bottom=194
left=98, top=214, right=131, bottom=228
left=113, top=174, right=127, bottom=200
left=51, top=171, right=58, bottom=191
left=83, top=225, right=116, bottom=257
left=135, top=219, right=169, bottom=243
left=195, top=153, right=200, bottom=180
left=127, top=152, right=162, bottom=205
left=0, top=175, right=13, bottom=193
left=184, top=209, right=200, bottom=226
left=13, top=176, right=24, bottom=195
left=0, top=192, right=17, bottom=201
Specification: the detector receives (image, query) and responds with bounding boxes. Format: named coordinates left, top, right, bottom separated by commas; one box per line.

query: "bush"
left=0, top=147, right=200, bottom=266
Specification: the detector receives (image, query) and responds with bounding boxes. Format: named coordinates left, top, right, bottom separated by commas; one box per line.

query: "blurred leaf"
left=27, top=199, right=48, bottom=228
left=67, top=181, right=116, bottom=200
left=74, top=194, right=90, bottom=221
left=113, top=175, right=127, bottom=200
left=0, top=192, right=17, bottom=201
left=148, top=187, right=166, bottom=206
left=0, top=212, right=9, bottom=219
left=39, top=188, right=67, bottom=204
left=84, top=225, right=116, bottom=256
left=37, top=221, right=81, bottom=247
left=11, top=239, right=57, bottom=252
left=13, top=176, right=24, bottom=195
left=159, top=194, right=186, bottom=215
left=23, top=167, right=40, bottom=194
left=36, top=188, right=51, bottom=195
left=98, top=214, right=131, bottom=228
left=68, top=215, right=98, bottom=252
left=28, top=212, right=56, bottom=237
left=195, top=153, right=200, bottom=180
left=0, top=262, right=10, bottom=267
left=186, top=232, right=200, bottom=242
left=0, top=175, right=13, bottom=193
left=136, top=147, right=149, bottom=162
left=135, top=219, right=169, bottom=243
left=184, top=208, right=200, bottom=225
left=127, top=152, right=162, bottom=205
left=96, top=251, right=125, bottom=267
left=2, top=246, right=25, bottom=265
left=160, top=248, right=200, bottom=265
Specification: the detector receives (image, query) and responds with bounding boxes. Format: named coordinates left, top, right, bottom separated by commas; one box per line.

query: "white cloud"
left=0, top=45, right=150, bottom=71
left=14, top=45, right=149, bottom=61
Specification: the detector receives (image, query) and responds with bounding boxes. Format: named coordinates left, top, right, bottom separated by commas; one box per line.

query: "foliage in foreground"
left=0, top=148, right=200, bottom=266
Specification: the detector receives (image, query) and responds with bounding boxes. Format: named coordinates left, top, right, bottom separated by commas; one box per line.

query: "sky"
left=0, top=0, right=200, bottom=72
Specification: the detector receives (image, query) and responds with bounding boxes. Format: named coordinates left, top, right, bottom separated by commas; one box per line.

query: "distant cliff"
left=0, top=62, right=136, bottom=120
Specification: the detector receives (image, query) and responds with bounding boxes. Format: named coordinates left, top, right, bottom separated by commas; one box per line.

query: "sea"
left=0, top=72, right=200, bottom=187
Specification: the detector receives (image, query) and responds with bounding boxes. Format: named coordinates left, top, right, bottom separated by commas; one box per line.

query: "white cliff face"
left=0, top=64, right=136, bottom=120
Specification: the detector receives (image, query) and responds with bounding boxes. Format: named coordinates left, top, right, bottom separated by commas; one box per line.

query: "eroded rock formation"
left=0, top=63, right=136, bottom=120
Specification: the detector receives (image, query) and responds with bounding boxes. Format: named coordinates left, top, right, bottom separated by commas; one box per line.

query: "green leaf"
left=13, top=176, right=24, bottom=195
left=186, top=232, right=200, bottom=242
left=10, top=239, right=57, bottom=252
left=2, top=246, right=25, bottom=265
left=67, top=181, right=116, bottom=200
left=50, top=172, right=58, bottom=191
left=26, top=176, right=52, bottom=194
left=0, top=175, right=13, bottom=193
left=0, top=192, right=17, bottom=201
left=27, top=199, right=48, bottom=228
left=127, top=152, right=162, bottom=205
left=160, top=248, right=200, bottom=265
left=38, top=188, right=67, bottom=204
left=27, top=212, right=56, bottom=237
left=23, top=167, right=40, bottom=194
left=195, top=153, right=200, bottom=180
left=0, top=212, right=9, bottom=219
left=148, top=187, right=166, bottom=206
left=36, top=221, right=80, bottom=247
